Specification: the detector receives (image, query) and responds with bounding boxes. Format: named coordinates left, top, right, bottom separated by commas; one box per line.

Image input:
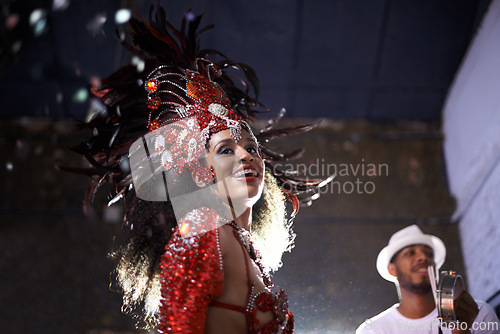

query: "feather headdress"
left=65, top=5, right=329, bottom=214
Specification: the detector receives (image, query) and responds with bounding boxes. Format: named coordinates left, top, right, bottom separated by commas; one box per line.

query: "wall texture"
left=443, top=0, right=500, bottom=303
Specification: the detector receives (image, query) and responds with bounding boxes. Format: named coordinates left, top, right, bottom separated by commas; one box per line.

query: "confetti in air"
left=56, top=92, right=63, bottom=103
left=73, top=88, right=88, bottom=102
left=29, top=9, right=45, bottom=25
left=114, top=9, right=131, bottom=24
left=29, top=9, right=48, bottom=37
left=6, top=14, right=20, bottom=30
left=87, top=13, right=107, bottom=36
left=11, top=41, right=22, bottom=54
left=185, top=11, right=195, bottom=21
left=131, top=56, right=145, bottom=73
left=52, top=0, right=70, bottom=12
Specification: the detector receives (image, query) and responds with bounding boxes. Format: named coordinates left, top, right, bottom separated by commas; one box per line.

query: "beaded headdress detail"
left=67, top=6, right=328, bottom=213
left=137, top=58, right=259, bottom=193
left=144, top=61, right=257, bottom=148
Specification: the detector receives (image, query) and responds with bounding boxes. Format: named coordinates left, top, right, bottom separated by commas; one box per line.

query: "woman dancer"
left=71, top=6, right=329, bottom=333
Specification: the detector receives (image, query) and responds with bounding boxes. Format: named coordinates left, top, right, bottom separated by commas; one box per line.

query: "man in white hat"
left=356, top=225, right=499, bottom=334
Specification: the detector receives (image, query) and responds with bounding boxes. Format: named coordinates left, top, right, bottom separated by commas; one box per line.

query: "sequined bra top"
left=157, top=207, right=294, bottom=334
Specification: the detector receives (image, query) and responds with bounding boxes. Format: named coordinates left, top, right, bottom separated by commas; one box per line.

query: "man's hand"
left=452, top=291, right=479, bottom=334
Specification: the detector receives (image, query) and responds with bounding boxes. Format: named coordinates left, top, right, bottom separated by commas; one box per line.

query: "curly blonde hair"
left=108, top=171, right=293, bottom=328
left=252, top=172, right=295, bottom=272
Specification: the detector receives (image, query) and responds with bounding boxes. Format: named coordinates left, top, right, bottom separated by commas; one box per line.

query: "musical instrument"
left=428, top=266, right=465, bottom=323
left=437, top=270, right=465, bottom=323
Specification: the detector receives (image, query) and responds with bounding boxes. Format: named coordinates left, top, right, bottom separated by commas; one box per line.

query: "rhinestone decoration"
left=149, top=120, right=160, bottom=131
left=144, top=64, right=258, bottom=148
left=226, top=119, right=242, bottom=143
left=174, top=105, right=188, bottom=118
left=228, top=221, right=272, bottom=287
left=255, top=291, right=274, bottom=312
left=152, top=120, right=210, bottom=183
left=155, top=134, right=165, bottom=151
left=187, top=138, right=197, bottom=161
left=145, top=78, right=160, bottom=93
left=147, top=96, right=161, bottom=110
left=157, top=207, right=224, bottom=334
left=156, top=207, right=294, bottom=333
left=208, top=103, right=229, bottom=118
left=161, top=150, right=173, bottom=169
left=226, top=221, right=294, bottom=333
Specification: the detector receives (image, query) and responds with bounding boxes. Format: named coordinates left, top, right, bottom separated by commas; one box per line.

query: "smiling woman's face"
left=204, top=129, right=265, bottom=209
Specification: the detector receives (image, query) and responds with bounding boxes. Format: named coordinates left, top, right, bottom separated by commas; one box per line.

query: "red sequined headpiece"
left=145, top=61, right=257, bottom=146
left=143, top=60, right=257, bottom=180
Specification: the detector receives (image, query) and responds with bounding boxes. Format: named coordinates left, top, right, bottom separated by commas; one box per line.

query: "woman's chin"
left=210, top=177, right=263, bottom=207
left=226, top=188, right=262, bottom=208
left=229, top=193, right=260, bottom=206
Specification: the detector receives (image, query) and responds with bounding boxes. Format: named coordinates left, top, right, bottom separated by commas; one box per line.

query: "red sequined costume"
left=70, top=6, right=330, bottom=334
left=158, top=207, right=294, bottom=333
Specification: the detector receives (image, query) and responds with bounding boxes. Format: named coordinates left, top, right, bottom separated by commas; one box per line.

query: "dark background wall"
left=0, top=0, right=491, bottom=120
left=0, top=0, right=496, bottom=333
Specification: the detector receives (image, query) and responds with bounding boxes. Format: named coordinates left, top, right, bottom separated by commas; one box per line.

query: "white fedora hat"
left=376, top=225, right=446, bottom=282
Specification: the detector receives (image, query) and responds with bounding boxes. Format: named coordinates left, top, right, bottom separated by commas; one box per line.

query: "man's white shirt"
left=356, top=301, right=499, bottom=334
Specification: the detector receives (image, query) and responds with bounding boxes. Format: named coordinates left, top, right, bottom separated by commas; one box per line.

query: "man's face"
left=388, top=244, right=435, bottom=295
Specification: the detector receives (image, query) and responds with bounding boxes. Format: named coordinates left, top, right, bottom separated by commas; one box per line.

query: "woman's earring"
left=210, top=166, right=216, bottom=184
left=193, top=164, right=215, bottom=187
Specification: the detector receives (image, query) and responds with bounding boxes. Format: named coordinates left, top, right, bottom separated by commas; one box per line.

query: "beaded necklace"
left=227, top=221, right=273, bottom=287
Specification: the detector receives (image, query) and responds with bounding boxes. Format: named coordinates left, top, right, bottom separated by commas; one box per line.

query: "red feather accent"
left=283, top=189, right=299, bottom=217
